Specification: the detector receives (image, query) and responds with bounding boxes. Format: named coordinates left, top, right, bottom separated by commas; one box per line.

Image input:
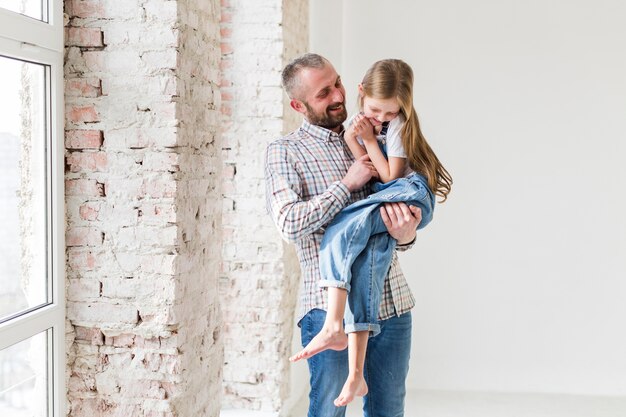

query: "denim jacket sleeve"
left=265, top=140, right=351, bottom=243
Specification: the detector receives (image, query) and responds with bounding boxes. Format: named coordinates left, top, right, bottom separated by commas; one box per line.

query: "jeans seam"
left=365, top=351, right=373, bottom=417
left=304, top=313, right=317, bottom=417
left=367, top=237, right=375, bottom=326
left=340, top=212, right=369, bottom=282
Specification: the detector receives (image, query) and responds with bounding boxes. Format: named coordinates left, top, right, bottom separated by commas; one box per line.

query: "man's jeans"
left=301, top=309, right=412, bottom=417
left=319, top=173, right=434, bottom=336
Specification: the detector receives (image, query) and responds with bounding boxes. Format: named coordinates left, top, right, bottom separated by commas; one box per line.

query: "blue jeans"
left=319, top=173, right=434, bottom=336
left=301, top=309, right=412, bottom=417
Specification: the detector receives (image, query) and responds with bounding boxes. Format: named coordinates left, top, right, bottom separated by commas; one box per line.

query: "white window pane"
left=0, top=329, right=49, bottom=417
left=0, top=0, right=47, bottom=22
left=0, top=55, right=49, bottom=323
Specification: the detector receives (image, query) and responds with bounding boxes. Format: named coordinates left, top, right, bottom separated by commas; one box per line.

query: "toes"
left=290, top=349, right=313, bottom=362
left=334, top=393, right=351, bottom=407
left=334, top=396, right=346, bottom=407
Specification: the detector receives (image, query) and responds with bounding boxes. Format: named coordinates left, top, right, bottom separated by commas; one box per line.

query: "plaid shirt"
left=265, top=119, right=416, bottom=323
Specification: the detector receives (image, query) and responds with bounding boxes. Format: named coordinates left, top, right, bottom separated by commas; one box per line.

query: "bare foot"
left=334, top=376, right=368, bottom=407
left=289, top=327, right=347, bottom=362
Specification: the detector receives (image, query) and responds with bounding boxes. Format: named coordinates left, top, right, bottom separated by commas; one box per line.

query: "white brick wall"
left=65, top=0, right=309, bottom=414
left=65, top=0, right=223, bottom=415
left=220, top=0, right=309, bottom=413
left=172, top=0, right=223, bottom=415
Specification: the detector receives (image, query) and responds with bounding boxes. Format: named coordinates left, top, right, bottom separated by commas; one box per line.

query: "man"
left=265, top=53, right=421, bottom=417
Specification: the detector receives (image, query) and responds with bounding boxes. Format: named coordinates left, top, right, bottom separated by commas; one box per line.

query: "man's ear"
left=290, top=99, right=306, bottom=114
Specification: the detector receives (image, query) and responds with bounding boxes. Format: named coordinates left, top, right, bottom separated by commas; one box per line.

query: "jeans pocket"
left=301, top=309, right=324, bottom=347
left=301, top=315, right=312, bottom=347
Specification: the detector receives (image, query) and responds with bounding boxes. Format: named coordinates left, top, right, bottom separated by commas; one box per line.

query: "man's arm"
left=265, top=141, right=376, bottom=243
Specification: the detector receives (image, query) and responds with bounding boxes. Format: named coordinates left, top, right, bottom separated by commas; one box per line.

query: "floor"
left=288, top=389, right=626, bottom=417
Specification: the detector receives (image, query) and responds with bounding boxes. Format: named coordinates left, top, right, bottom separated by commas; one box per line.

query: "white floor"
left=288, top=389, right=626, bottom=417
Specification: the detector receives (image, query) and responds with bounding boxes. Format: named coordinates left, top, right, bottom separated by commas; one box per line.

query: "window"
left=0, top=0, right=48, bottom=21
left=0, top=2, right=64, bottom=417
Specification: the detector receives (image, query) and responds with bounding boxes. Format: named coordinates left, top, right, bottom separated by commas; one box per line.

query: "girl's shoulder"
left=389, top=113, right=406, bottom=129
left=385, top=113, right=406, bottom=138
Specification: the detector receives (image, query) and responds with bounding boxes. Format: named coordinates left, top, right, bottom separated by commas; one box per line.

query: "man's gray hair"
left=281, top=53, right=328, bottom=99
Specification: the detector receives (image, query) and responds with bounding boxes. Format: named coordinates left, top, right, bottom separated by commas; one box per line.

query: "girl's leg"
left=289, top=287, right=348, bottom=362
left=292, top=210, right=395, bottom=361
left=291, top=203, right=381, bottom=363
left=334, top=330, right=369, bottom=407
left=293, top=179, right=431, bottom=362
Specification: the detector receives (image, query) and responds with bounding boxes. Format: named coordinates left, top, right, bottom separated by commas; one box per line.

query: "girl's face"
left=360, top=88, right=401, bottom=127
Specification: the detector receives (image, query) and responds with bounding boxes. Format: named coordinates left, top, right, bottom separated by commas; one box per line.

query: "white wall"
left=312, top=0, right=626, bottom=397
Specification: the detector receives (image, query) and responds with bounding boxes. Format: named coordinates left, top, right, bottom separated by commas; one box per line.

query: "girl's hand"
left=352, top=113, right=376, bottom=143
left=345, top=121, right=358, bottom=141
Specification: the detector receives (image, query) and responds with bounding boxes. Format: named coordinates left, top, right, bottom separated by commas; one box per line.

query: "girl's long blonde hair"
left=359, top=59, right=452, bottom=202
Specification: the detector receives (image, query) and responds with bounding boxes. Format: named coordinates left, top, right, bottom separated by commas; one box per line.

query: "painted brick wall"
left=65, top=0, right=309, bottom=415
left=172, top=0, right=223, bottom=415
left=220, top=0, right=309, bottom=412
left=64, top=0, right=223, bottom=416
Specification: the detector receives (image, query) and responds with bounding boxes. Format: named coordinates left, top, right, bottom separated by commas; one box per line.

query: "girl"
left=290, top=59, right=452, bottom=407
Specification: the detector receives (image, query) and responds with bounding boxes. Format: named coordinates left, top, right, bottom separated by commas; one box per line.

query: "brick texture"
left=171, top=0, right=223, bottom=416
left=65, top=0, right=308, bottom=415
left=219, top=0, right=308, bottom=412
left=64, top=0, right=223, bottom=416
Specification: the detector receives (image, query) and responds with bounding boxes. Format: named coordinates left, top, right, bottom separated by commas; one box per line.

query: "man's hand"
left=380, top=203, right=422, bottom=245
left=341, top=154, right=378, bottom=192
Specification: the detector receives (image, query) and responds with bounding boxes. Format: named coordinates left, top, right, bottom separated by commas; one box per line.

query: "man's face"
left=293, top=65, right=347, bottom=132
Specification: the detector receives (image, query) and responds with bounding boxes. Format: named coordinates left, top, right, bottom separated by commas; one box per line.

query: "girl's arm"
left=363, top=138, right=406, bottom=182
left=351, top=113, right=406, bottom=183
left=344, top=127, right=368, bottom=160
left=361, top=137, right=406, bottom=183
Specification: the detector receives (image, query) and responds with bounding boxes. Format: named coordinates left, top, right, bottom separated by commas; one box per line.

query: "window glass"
left=0, top=55, right=49, bottom=323
left=0, top=329, right=49, bottom=417
left=0, top=0, right=47, bottom=22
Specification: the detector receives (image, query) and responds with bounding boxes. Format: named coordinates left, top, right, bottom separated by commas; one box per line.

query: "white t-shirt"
left=379, top=114, right=406, bottom=158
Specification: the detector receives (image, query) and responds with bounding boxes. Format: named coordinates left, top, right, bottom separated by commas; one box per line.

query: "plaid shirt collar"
left=300, top=119, right=345, bottom=142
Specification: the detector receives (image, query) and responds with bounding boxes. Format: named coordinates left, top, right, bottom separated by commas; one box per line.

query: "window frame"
left=0, top=1, right=65, bottom=416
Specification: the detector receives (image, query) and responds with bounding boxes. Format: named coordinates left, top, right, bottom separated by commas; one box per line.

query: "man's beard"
left=304, top=101, right=347, bottom=130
